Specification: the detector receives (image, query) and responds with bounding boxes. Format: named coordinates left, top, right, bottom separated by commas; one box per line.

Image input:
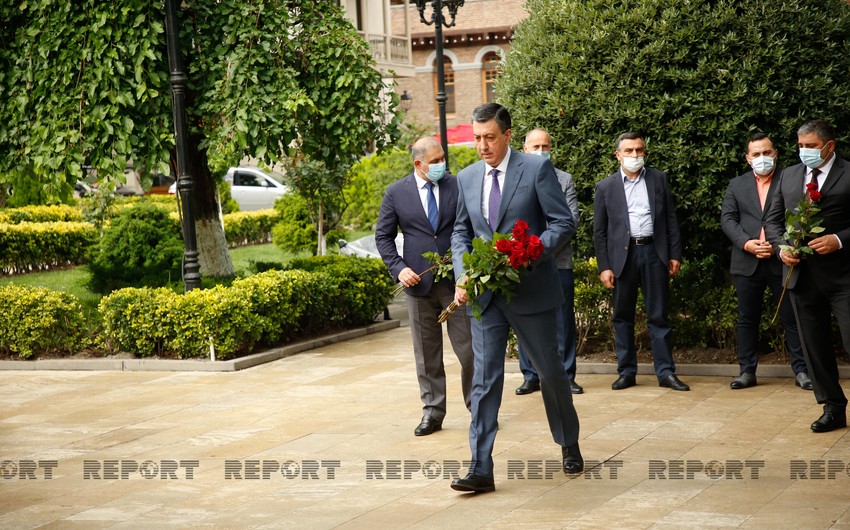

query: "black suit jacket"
left=593, top=167, right=682, bottom=276
left=720, top=169, right=783, bottom=276
left=376, top=172, right=458, bottom=297
left=765, top=157, right=850, bottom=289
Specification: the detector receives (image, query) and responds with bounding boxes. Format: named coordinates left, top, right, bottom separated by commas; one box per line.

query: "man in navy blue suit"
left=376, top=137, right=474, bottom=438
left=593, top=132, right=689, bottom=392
left=450, top=103, right=582, bottom=493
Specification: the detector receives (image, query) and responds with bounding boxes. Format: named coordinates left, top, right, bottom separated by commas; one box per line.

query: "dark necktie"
left=425, top=182, right=438, bottom=232
left=809, top=168, right=822, bottom=191
left=488, top=168, right=501, bottom=231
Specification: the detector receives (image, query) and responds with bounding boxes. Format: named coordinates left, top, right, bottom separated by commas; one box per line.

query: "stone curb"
left=0, top=320, right=400, bottom=372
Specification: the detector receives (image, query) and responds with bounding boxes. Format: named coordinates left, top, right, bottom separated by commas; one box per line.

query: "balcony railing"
left=360, top=32, right=412, bottom=68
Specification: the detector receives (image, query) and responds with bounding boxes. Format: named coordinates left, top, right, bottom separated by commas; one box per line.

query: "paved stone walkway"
left=2, top=317, right=850, bottom=528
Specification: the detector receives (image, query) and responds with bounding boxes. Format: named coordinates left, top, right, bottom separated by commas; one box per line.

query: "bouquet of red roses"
left=772, top=180, right=824, bottom=322
left=438, top=219, right=544, bottom=322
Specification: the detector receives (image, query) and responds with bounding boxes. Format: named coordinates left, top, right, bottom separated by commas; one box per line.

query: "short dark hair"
left=746, top=132, right=773, bottom=151
left=798, top=119, right=835, bottom=143
left=471, top=103, right=511, bottom=133
left=615, top=132, right=643, bottom=151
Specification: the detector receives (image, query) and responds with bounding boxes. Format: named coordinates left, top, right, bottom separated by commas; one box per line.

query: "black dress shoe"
left=730, top=372, right=757, bottom=389
left=561, top=443, right=584, bottom=474
left=515, top=380, right=541, bottom=395
left=611, top=374, right=636, bottom=390
left=659, top=374, right=690, bottom=391
left=570, top=380, right=584, bottom=394
left=450, top=473, right=495, bottom=493
left=414, top=416, right=442, bottom=436
left=795, top=372, right=814, bottom=391
left=811, top=410, right=847, bottom=433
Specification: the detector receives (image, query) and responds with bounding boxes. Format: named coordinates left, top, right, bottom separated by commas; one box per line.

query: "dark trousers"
left=790, top=265, right=850, bottom=410
left=518, top=268, right=577, bottom=383
left=731, top=260, right=806, bottom=375
left=612, top=242, right=675, bottom=380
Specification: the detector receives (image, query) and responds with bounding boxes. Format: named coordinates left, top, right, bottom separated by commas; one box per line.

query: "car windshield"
left=265, top=170, right=285, bottom=185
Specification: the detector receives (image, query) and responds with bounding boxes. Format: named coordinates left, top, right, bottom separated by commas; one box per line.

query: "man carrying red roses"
left=449, top=103, right=582, bottom=494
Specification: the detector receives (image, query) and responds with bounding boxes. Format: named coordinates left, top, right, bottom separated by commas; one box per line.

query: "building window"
left=432, top=56, right=456, bottom=116
left=482, top=51, right=500, bottom=103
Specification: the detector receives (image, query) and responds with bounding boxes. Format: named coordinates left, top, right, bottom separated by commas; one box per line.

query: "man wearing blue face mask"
left=766, top=119, right=850, bottom=433
left=721, top=132, right=809, bottom=390
left=376, top=136, right=474, bottom=437
left=514, top=128, right=583, bottom=396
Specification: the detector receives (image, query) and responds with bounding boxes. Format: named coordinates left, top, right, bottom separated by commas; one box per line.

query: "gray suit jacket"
left=593, top=167, right=682, bottom=276
left=765, top=157, right=850, bottom=290
left=720, top=169, right=783, bottom=277
left=553, top=167, right=580, bottom=270
left=452, top=148, right=575, bottom=314
left=376, top=172, right=459, bottom=297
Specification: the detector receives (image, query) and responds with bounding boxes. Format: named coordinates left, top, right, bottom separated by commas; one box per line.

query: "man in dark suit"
left=376, top=137, right=474, bottom=437
left=593, top=132, right=689, bottom=391
left=721, top=132, right=810, bottom=390
left=765, top=119, right=850, bottom=433
left=449, top=103, right=582, bottom=494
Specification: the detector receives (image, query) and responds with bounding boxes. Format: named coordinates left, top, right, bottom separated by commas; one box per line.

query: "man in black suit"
left=593, top=132, right=689, bottom=391
left=376, top=137, right=474, bottom=437
left=766, top=119, right=850, bottom=433
left=720, top=132, right=810, bottom=390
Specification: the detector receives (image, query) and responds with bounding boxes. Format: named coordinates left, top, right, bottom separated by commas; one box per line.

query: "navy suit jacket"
left=451, top=148, right=575, bottom=315
left=593, top=167, right=682, bottom=277
left=375, top=172, right=458, bottom=297
left=765, top=157, right=850, bottom=290
left=720, top=169, right=783, bottom=277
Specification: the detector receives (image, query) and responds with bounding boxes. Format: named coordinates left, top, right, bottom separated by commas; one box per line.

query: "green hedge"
left=97, top=255, right=393, bottom=359
left=224, top=209, right=279, bottom=247
left=0, top=285, right=89, bottom=358
left=0, top=204, right=83, bottom=223
left=0, top=221, right=97, bottom=274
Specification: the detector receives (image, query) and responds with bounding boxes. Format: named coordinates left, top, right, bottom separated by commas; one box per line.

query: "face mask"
left=529, top=150, right=551, bottom=160
left=799, top=144, right=830, bottom=169
left=426, top=162, right=446, bottom=182
left=621, top=156, right=645, bottom=173
left=750, top=155, right=775, bottom=176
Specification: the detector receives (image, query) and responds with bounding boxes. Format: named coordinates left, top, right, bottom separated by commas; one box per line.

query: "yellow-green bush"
left=0, top=221, right=97, bottom=274
left=224, top=209, right=279, bottom=247
left=0, top=204, right=83, bottom=224
left=0, top=285, right=89, bottom=358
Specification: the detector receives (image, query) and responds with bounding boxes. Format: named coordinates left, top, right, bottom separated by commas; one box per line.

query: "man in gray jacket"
left=515, top=128, right=583, bottom=396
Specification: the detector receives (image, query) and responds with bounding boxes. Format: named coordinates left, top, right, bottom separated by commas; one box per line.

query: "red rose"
left=509, top=252, right=526, bottom=269
left=809, top=190, right=822, bottom=202
left=495, top=238, right=513, bottom=254
left=512, top=219, right=529, bottom=240
left=526, top=235, right=544, bottom=261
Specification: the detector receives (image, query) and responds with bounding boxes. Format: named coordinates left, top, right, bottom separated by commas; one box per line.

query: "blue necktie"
left=425, top=182, right=438, bottom=232
left=488, top=168, right=501, bottom=231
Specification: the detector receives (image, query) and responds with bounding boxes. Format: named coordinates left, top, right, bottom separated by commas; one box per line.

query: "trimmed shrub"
left=224, top=209, right=279, bottom=247
left=0, top=204, right=82, bottom=223
left=0, top=285, right=88, bottom=358
left=87, top=202, right=183, bottom=294
left=0, top=221, right=97, bottom=274
left=98, top=287, right=175, bottom=356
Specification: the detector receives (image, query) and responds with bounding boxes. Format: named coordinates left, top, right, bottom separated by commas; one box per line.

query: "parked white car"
left=168, top=167, right=288, bottom=211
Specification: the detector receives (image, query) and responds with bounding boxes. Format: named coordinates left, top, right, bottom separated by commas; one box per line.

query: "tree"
left=0, top=1, right=398, bottom=275
left=498, top=0, right=850, bottom=262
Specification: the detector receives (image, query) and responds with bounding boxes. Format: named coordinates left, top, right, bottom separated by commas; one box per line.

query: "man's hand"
left=669, top=259, right=681, bottom=277
left=398, top=267, right=420, bottom=287
left=809, top=234, right=840, bottom=255
left=745, top=239, right=775, bottom=259
left=779, top=248, right=801, bottom=267
left=599, top=269, right=615, bottom=289
left=454, top=285, right=469, bottom=304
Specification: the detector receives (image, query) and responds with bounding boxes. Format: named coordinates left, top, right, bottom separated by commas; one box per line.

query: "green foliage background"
left=499, top=0, right=850, bottom=262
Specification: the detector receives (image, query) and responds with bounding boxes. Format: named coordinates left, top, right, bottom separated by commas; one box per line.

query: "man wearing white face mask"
left=720, top=132, right=809, bottom=390
left=593, top=132, right=688, bottom=391
left=514, top=128, right=583, bottom=395
left=766, top=119, right=850, bottom=433
left=376, top=137, right=474, bottom=437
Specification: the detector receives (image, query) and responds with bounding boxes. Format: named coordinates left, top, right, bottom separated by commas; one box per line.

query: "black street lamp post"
left=165, top=0, right=201, bottom=291
left=415, top=0, right=464, bottom=173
